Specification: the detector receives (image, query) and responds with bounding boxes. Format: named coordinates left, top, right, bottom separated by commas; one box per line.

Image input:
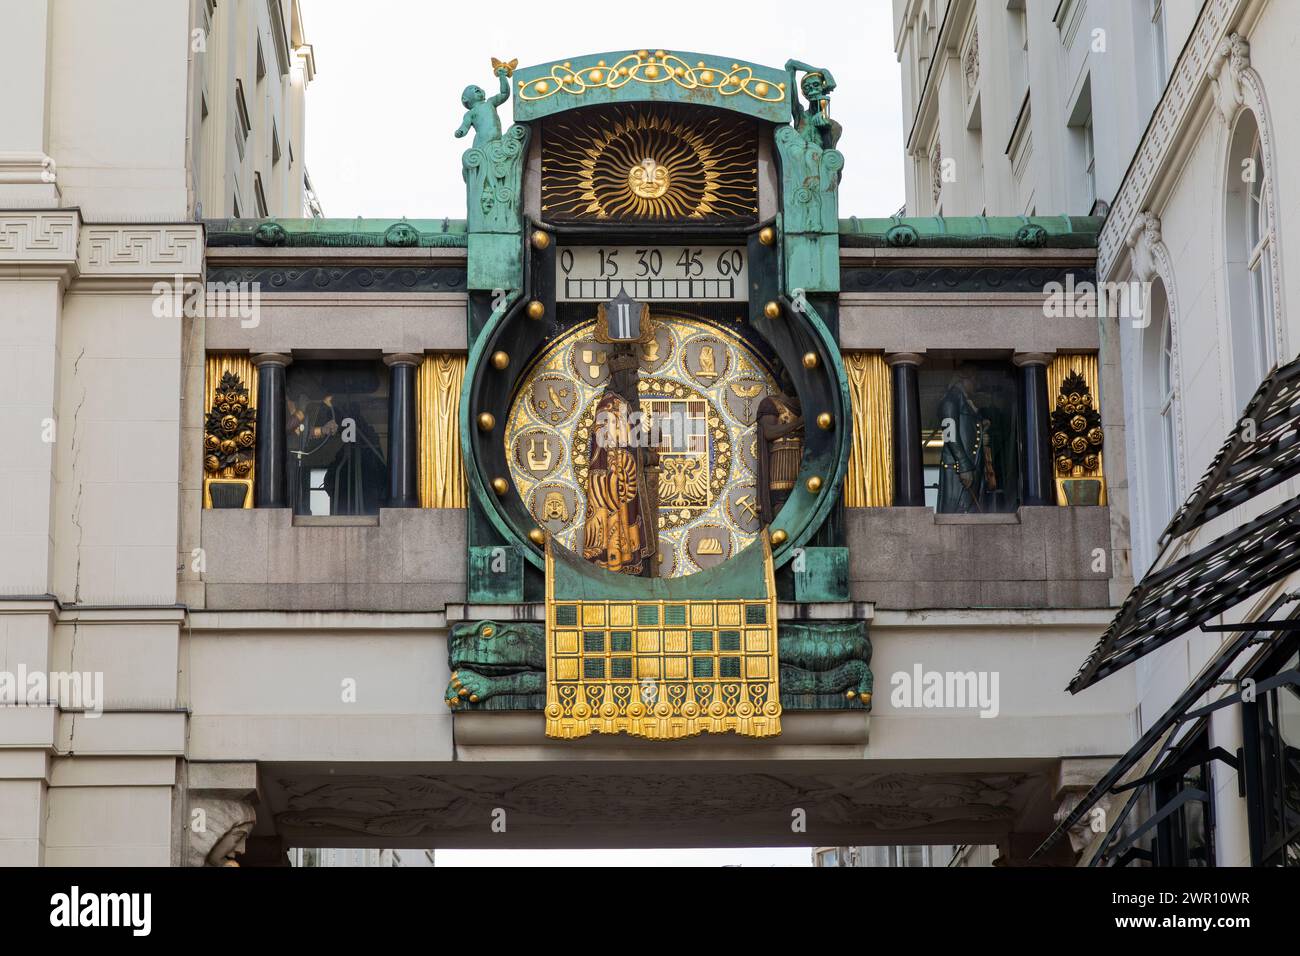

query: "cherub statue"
left=785, top=59, right=842, bottom=151
left=455, top=58, right=516, bottom=148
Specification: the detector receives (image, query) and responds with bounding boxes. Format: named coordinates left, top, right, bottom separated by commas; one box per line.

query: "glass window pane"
left=285, top=360, right=390, bottom=516
left=919, top=360, right=1021, bottom=514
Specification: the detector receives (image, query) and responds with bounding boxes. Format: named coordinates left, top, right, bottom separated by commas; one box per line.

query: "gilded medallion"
left=504, top=314, right=778, bottom=577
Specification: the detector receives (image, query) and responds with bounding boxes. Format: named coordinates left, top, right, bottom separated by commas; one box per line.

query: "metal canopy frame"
left=1069, top=495, right=1300, bottom=692
left=1068, top=354, right=1300, bottom=693
left=1033, top=594, right=1299, bottom=863
left=1160, top=354, right=1300, bottom=545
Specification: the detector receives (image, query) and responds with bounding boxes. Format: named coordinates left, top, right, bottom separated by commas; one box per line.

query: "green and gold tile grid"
left=543, top=588, right=782, bottom=740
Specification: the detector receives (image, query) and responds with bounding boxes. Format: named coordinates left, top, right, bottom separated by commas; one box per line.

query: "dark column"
left=384, top=353, right=421, bottom=508
left=1015, top=352, right=1054, bottom=506
left=252, top=352, right=291, bottom=509
left=886, top=352, right=925, bottom=506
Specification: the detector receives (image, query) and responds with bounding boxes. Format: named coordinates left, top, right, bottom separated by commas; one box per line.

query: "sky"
left=302, top=0, right=906, bottom=219
left=296, top=0, right=899, bottom=868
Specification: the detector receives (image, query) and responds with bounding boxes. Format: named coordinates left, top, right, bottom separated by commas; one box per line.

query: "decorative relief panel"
left=543, top=535, right=781, bottom=740
left=79, top=225, right=203, bottom=276
left=417, top=354, right=468, bottom=508
left=0, top=213, right=78, bottom=262
left=542, top=104, right=758, bottom=223
left=842, top=352, right=893, bottom=507
left=1048, top=354, right=1106, bottom=506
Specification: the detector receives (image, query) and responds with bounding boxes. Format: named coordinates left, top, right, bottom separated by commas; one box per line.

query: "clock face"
left=504, top=312, right=781, bottom=576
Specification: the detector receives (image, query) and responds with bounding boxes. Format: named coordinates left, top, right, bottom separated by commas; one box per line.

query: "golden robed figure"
left=582, top=390, right=656, bottom=575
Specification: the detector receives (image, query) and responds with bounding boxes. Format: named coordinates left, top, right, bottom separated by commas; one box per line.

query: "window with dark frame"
left=1243, top=638, right=1300, bottom=866
left=1106, top=722, right=1217, bottom=867
left=285, top=360, right=391, bottom=517
left=254, top=172, right=269, bottom=217
left=917, top=359, right=1022, bottom=514
left=234, top=79, right=252, bottom=141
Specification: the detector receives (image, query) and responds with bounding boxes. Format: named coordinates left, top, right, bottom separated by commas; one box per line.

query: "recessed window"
left=285, top=361, right=391, bottom=516
left=234, top=80, right=251, bottom=138
left=1241, top=635, right=1300, bottom=866
left=1225, top=111, right=1277, bottom=410
left=1083, top=116, right=1096, bottom=207
left=1120, top=724, right=1217, bottom=867
left=253, top=172, right=269, bottom=217
left=271, top=123, right=281, bottom=165
left=233, top=78, right=252, bottom=163
left=256, top=38, right=267, bottom=82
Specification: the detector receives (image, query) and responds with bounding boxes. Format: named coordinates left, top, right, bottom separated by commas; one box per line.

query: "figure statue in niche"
left=785, top=59, right=843, bottom=151
left=755, top=373, right=804, bottom=525
left=286, top=389, right=386, bottom=516
left=937, top=365, right=999, bottom=514
left=320, top=396, right=388, bottom=515
left=582, top=374, right=658, bottom=576
left=286, top=392, right=337, bottom=515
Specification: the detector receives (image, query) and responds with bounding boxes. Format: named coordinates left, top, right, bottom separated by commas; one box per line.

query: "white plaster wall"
left=48, top=0, right=192, bottom=220
left=51, top=292, right=182, bottom=605
left=0, top=280, right=61, bottom=595
left=183, top=622, right=453, bottom=763
left=867, top=612, right=1135, bottom=761
left=896, top=0, right=1180, bottom=217
left=43, top=785, right=173, bottom=866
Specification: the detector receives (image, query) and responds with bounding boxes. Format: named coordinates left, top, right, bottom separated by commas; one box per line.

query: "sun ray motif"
left=542, top=104, right=758, bottom=222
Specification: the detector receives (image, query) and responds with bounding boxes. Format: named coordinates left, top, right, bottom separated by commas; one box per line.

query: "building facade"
left=0, top=0, right=313, bottom=865
left=813, top=844, right=996, bottom=867
left=8, top=18, right=1292, bottom=866
left=895, top=0, right=1300, bottom=868
left=0, top=0, right=315, bottom=221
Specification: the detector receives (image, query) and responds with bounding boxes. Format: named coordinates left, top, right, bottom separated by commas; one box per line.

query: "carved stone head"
left=189, top=797, right=257, bottom=867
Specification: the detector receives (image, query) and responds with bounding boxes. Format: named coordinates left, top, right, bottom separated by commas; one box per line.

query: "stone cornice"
left=1098, top=0, right=1244, bottom=279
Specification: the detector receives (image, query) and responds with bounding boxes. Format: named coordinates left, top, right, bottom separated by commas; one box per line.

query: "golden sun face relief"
left=542, top=104, right=759, bottom=222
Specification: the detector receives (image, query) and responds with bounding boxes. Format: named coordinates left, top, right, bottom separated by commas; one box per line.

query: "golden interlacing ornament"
left=519, top=50, right=786, bottom=104
left=542, top=104, right=758, bottom=221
